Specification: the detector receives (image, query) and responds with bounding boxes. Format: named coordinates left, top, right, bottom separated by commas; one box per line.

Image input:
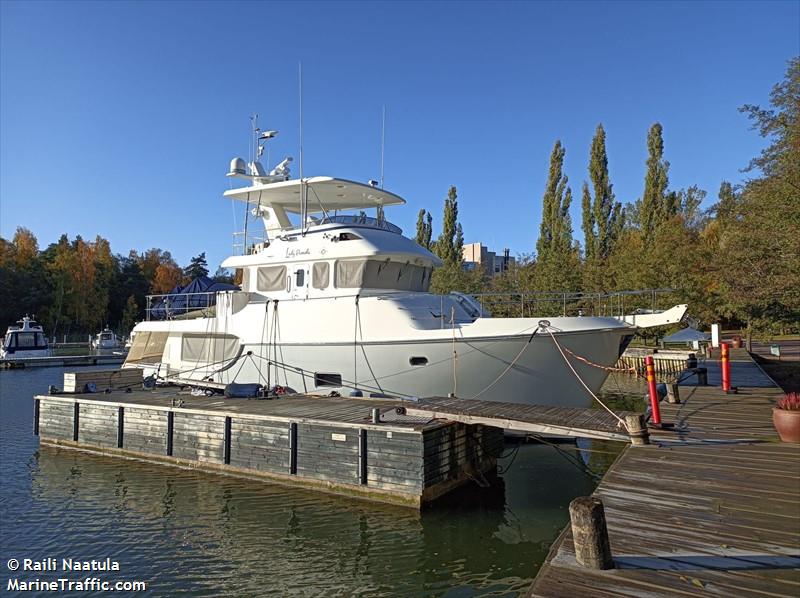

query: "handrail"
left=470, top=288, right=676, bottom=318
left=145, top=291, right=226, bottom=321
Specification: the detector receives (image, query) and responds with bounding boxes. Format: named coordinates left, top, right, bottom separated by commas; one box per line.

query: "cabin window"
left=15, top=333, right=37, bottom=348
left=180, top=333, right=240, bottom=363
left=126, top=331, right=169, bottom=363
left=314, top=372, right=342, bottom=387
left=312, top=262, right=330, bottom=289
left=241, top=268, right=251, bottom=290
left=335, top=259, right=432, bottom=292
left=295, top=268, right=305, bottom=288
left=256, top=266, right=287, bottom=292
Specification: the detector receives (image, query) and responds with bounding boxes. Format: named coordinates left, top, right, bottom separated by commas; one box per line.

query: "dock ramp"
left=399, top=397, right=635, bottom=443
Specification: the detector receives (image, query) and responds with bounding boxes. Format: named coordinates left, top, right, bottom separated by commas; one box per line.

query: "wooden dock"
left=1, top=353, right=125, bottom=369
left=33, top=389, right=505, bottom=508
left=529, top=348, right=800, bottom=597
left=33, top=366, right=644, bottom=507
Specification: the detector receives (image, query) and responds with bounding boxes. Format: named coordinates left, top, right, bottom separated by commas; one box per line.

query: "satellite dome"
left=228, top=157, right=247, bottom=176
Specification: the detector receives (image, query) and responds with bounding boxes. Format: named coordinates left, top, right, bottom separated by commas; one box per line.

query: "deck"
left=529, top=348, right=800, bottom=597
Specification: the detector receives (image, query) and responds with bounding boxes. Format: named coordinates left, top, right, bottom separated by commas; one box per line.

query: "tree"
left=212, top=266, right=235, bottom=284
left=740, top=56, right=800, bottom=183
left=415, top=209, right=433, bottom=250
left=533, top=140, right=581, bottom=292
left=582, top=124, right=623, bottom=263
left=635, top=123, right=670, bottom=241
left=536, top=140, right=573, bottom=260
left=716, top=58, right=800, bottom=332
left=12, top=227, right=38, bottom=267
left=120, top=295, right=139, bottom=336
left=152, top=262, right=183, bottom=293
left=433, top=186, right=462, bottom=265
left=184, top=252, right=209, bottom=279
left=713, top=181, right=739, bottom=224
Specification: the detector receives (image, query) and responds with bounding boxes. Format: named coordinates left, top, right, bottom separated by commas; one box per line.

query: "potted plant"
left=773, top=393, right=800, bottom=443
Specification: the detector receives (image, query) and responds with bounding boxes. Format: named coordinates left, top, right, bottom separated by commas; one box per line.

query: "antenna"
left=380, top=105, right=386, bottom=189
left=299, top=61, right=307, bottom=235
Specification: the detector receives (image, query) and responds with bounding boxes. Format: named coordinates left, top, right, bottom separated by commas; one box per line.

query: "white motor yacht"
left=1, top=316, right=52, bottom=359
left=124, top=133, right=685, bottom=407
left=92, top=328, right=120, bottom=350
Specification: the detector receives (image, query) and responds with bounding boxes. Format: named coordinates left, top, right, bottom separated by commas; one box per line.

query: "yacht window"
left=241, top=268, right=251, bottom=290
left=335, top=259, right=432, bottom=292
left=312, top=262, right=330, bottom=289
left=257, top=266, right=287, bottom=292
left=15, top=333, right=37, bottom=348
left=314, top=373, right=342, bottom=387
left=335, top=260, right=367, bottom=288
left=338, top=232, right=361, bottom=241
left=125, top=331, right=169, bottom=364
left=181, top=334, right=240, bottom=363
left=295, top=268, right=305, bottom=288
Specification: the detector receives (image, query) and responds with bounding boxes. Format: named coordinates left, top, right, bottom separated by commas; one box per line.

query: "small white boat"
left=1, top=316, right=52, bottom=359
left=92, top=328, right=120, bottom=350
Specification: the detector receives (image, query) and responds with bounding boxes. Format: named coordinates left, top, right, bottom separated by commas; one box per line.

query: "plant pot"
left=773, top=408, right=800, bottom=443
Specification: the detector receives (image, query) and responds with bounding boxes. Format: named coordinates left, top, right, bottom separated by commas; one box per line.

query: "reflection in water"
left=1, top=367, right=640, bottom=596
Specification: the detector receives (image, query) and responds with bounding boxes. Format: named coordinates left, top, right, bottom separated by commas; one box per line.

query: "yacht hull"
left=165, top=328, right=630, bottom=408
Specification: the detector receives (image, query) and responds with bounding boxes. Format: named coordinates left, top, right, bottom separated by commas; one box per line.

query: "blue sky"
left=1, top=0, right=798, bottom=270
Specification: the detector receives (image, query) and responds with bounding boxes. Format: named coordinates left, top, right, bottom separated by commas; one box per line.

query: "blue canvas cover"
left=150, top=276, right=239, bottom=320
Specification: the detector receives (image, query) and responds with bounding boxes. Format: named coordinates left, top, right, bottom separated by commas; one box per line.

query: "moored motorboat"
left=124, top=126, right=685, bottom=407
left=92, top=328, right=121, bottom=350
left=1, top=316, right=52, bottom=359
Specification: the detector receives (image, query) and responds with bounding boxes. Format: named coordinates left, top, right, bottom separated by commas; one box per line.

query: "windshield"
left=316, top=214, right=402, bottom=234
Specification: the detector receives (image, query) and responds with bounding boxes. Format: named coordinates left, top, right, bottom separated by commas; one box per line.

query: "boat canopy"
left=223, top=177, right=406, bottom=214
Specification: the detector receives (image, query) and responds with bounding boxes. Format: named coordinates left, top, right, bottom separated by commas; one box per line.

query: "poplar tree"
left=636, top=123, right=670, bottom=240
left=582, top=124, right=623, bottom=260
left=414, top=209, right=433, bottom=250
left=536, top=141, right=573, bottom=260
left=434, top=186, right=461, bottom=265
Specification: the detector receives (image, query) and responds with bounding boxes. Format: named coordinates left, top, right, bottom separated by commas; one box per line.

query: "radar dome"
left=228, top=157, right=247, bottom=176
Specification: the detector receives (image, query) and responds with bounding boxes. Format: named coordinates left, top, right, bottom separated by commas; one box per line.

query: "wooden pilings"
left=624, top=414, right=649, bottom=445
left=569, top=496, right=614, bottom=570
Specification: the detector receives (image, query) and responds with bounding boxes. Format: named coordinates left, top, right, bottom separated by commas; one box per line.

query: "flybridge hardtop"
left=224, top=176, right=406, bottom=214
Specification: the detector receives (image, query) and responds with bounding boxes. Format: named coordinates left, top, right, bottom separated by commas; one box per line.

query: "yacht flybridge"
left=124, top=131, right=686, bottom=407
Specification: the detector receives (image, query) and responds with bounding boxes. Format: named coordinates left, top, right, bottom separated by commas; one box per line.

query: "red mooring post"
left=645, top=355, right=662, bottom=425
left=720, top=342, right=732, bottom=393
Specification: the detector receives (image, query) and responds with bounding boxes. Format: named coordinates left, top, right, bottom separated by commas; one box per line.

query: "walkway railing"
left=470, top=288, right=676, bottom=318
left=145, top=291, right=218, bottom=321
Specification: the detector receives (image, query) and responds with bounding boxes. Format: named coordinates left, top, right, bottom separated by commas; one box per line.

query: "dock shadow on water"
left=1, top=368, right=639, bottom=596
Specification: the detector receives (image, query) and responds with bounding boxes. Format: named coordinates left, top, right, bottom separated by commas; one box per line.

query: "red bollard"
left=645, top=355, right=662, bottom=425
left=720, top=342, right=734, bottom=393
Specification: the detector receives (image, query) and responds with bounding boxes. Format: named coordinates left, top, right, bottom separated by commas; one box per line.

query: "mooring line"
left=544, top=327, right=628, bottom=431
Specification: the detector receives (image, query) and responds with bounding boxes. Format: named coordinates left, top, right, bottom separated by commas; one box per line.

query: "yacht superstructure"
left=124, top=130, right=686, bottom=407
left=1, top=316, right=51, bottom=359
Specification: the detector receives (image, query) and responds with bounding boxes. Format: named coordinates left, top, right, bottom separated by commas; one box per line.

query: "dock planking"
left=404, top=397, right=634, bottom=442
left=530, top=348, right=800, bottom=597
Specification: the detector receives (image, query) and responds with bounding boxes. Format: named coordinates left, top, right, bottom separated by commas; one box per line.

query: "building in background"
left=462, top=242, right=515, bottom=276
